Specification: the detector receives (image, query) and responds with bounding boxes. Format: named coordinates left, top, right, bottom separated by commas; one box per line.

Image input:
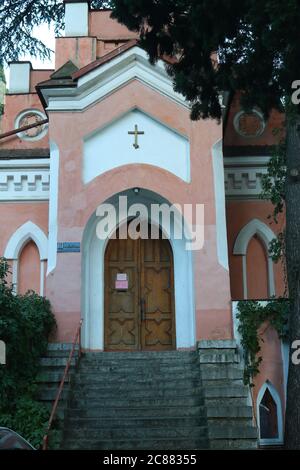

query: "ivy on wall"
left=261, top=132, right=287, bottom=272
left=236, top=299, right=289, bottom=386
left=234, top=131, right=290, bottom=386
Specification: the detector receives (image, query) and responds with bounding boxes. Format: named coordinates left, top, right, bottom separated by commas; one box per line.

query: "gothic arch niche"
left=81, top=189, right=196, bottom=351
left=4, top=221, right=48, bottom=295
left=18, top=240, right=41, bottom=295
left=257, top=381, right=283, bottom=446
left=233, top=219, right=276, bottom=299
left=246, top=236, right=269, bottom=299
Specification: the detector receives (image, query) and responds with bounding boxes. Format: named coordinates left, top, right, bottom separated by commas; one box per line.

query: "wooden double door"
left=104, top=225, right=176, bottom=351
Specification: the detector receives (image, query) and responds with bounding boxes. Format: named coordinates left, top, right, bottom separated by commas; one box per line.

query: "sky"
left=4, top=23, right=56, bottom=84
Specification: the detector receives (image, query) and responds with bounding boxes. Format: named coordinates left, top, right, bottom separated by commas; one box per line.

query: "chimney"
left=64, top=0, right=90, bottom=37
left=8, top=62, right=32, bottom=94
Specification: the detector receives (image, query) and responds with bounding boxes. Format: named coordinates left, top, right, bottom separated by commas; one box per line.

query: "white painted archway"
left=81, top=189, right=196, bottom=350
left=4, top=221, right=48, bottom=295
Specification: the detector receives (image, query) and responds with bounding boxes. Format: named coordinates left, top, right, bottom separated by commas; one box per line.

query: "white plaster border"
left=81, top=190, right=196, bottom=351
left=15, top=109, right=48, bottom=142
left=4, top=221, right=48, bottom=295
left=42, top=47, right=189, bottom=112
left=212, top=139, right=229, bottom=270
left=47, top=141, right=60, bottom=275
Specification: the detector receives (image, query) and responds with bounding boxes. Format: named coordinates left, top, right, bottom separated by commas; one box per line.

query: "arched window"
left=4, top=221, right=48, bottom=295
left=233, top=219, right=276, bottom=299
left=257, top=382, right=283, bottom=446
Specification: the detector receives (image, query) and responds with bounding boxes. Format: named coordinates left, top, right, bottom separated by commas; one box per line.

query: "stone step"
left=40, top=357, right=77, bottom=367
left=61, top=437, right=209, bottom=450
left=66, top=405, right=205, bottom=419
left=70, top=396, right=204, bottom=408
left=82, top=351, right=197, bottom=361
left=66, top=416, right=207, bottom=428
left=71, top=387, right=203, bottom=399
left=36, top=371, right=73, bottom=383
left=210, top=439, right=257, bottom=450
left=75, top=370, right=201, bottom=382
left=198, top=340, right=237, bottom=350
left=44, top=350, right=79, bottom=358
left=72, top=378, right=202, bottom=390
left=206, top=405, right=253, bottom=419
left=208, top=423, right=258, bottom=440
left=198, top=352, right=239, bottom=364
left=48, top=343, right=79, bottom=351
left=78, top=364, right=198, bottom=374
left=200, top=364, right=244, bottom=380
left=204, top=397, right=249, bottom=407
left=63, top=425, right=207, bottom=440
left=202, top=378, right=244, bottom=388
left=203, top=385, right=248, bottom=399
left=37, top=388, right=70, bottom=401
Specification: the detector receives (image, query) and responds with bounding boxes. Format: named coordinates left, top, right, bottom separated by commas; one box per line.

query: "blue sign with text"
left=57, top=242, right=81, bottom=253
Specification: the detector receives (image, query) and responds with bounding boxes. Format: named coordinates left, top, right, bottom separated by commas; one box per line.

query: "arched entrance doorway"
left=104, top=223, right=176, bottom=351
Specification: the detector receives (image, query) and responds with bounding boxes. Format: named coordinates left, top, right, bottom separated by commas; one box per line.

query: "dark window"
left=259, top=388, right=279, bottom=439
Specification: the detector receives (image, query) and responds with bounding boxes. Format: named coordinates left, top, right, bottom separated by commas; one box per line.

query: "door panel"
left=104, top=236, right=140, bottom=350
left=104, top=225, right=176, bottom=351
left=141, top=238, right=176, bottom=350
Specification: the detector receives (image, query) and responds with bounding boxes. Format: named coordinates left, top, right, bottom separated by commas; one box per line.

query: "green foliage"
left=261, top=136, right=286, bottom=224
left=236, top=299, right=288, bottom=386
left=0, top=257, right=56, bottom=449
left=0, top=396, right=50, bottom=449
left=260, top=133, right=287, bottom=292
left=0, top=1, right=111, bottom=64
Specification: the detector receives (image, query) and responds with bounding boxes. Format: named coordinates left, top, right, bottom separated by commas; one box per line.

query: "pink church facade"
left=0, top=3, right=288, bottom=446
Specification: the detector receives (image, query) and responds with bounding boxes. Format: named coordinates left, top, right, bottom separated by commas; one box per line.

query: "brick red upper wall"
left=89, top=10, right=138, bottom=40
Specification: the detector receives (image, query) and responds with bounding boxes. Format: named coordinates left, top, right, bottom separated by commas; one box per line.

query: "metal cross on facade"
left=128, top=124, right=144, bottom=149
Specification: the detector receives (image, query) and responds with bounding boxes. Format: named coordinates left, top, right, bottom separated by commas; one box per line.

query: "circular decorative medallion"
left=233, top=109, right=266, bottom=138
left=15, top=109, right=48, bottom=141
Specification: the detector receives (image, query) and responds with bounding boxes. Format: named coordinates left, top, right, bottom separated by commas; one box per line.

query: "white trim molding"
left=40, top=46, right=189, bottom=112
left=257, top=381, right=284, bottom=446
left=0, top=159, right=50, bottom=201
left=212, top=139, right=229, bottom=270
left=47, top=141, right=60, bottom=275
left=233, top=219, right=276, bottom=299
left=224, top=156, right=270, bottom=199
left=4, top=221, right=48, bottom=261
left=4, top=221, right=48, bottom=295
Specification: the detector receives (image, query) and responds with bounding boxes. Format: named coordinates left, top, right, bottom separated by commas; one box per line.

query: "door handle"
left=140, top=298, right=146, bottom=321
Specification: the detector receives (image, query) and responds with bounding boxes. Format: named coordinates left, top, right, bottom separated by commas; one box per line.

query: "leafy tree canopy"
left=111, top=0, right=300, bottom=120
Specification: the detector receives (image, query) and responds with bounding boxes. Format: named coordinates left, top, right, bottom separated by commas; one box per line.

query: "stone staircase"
left=198, top=340, right=258, bottom=449
left=61, top=351, right=209, bottom=450
left=36, top=343, right=79, bottom=447
left=38, top=341, right=258, bottom=450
